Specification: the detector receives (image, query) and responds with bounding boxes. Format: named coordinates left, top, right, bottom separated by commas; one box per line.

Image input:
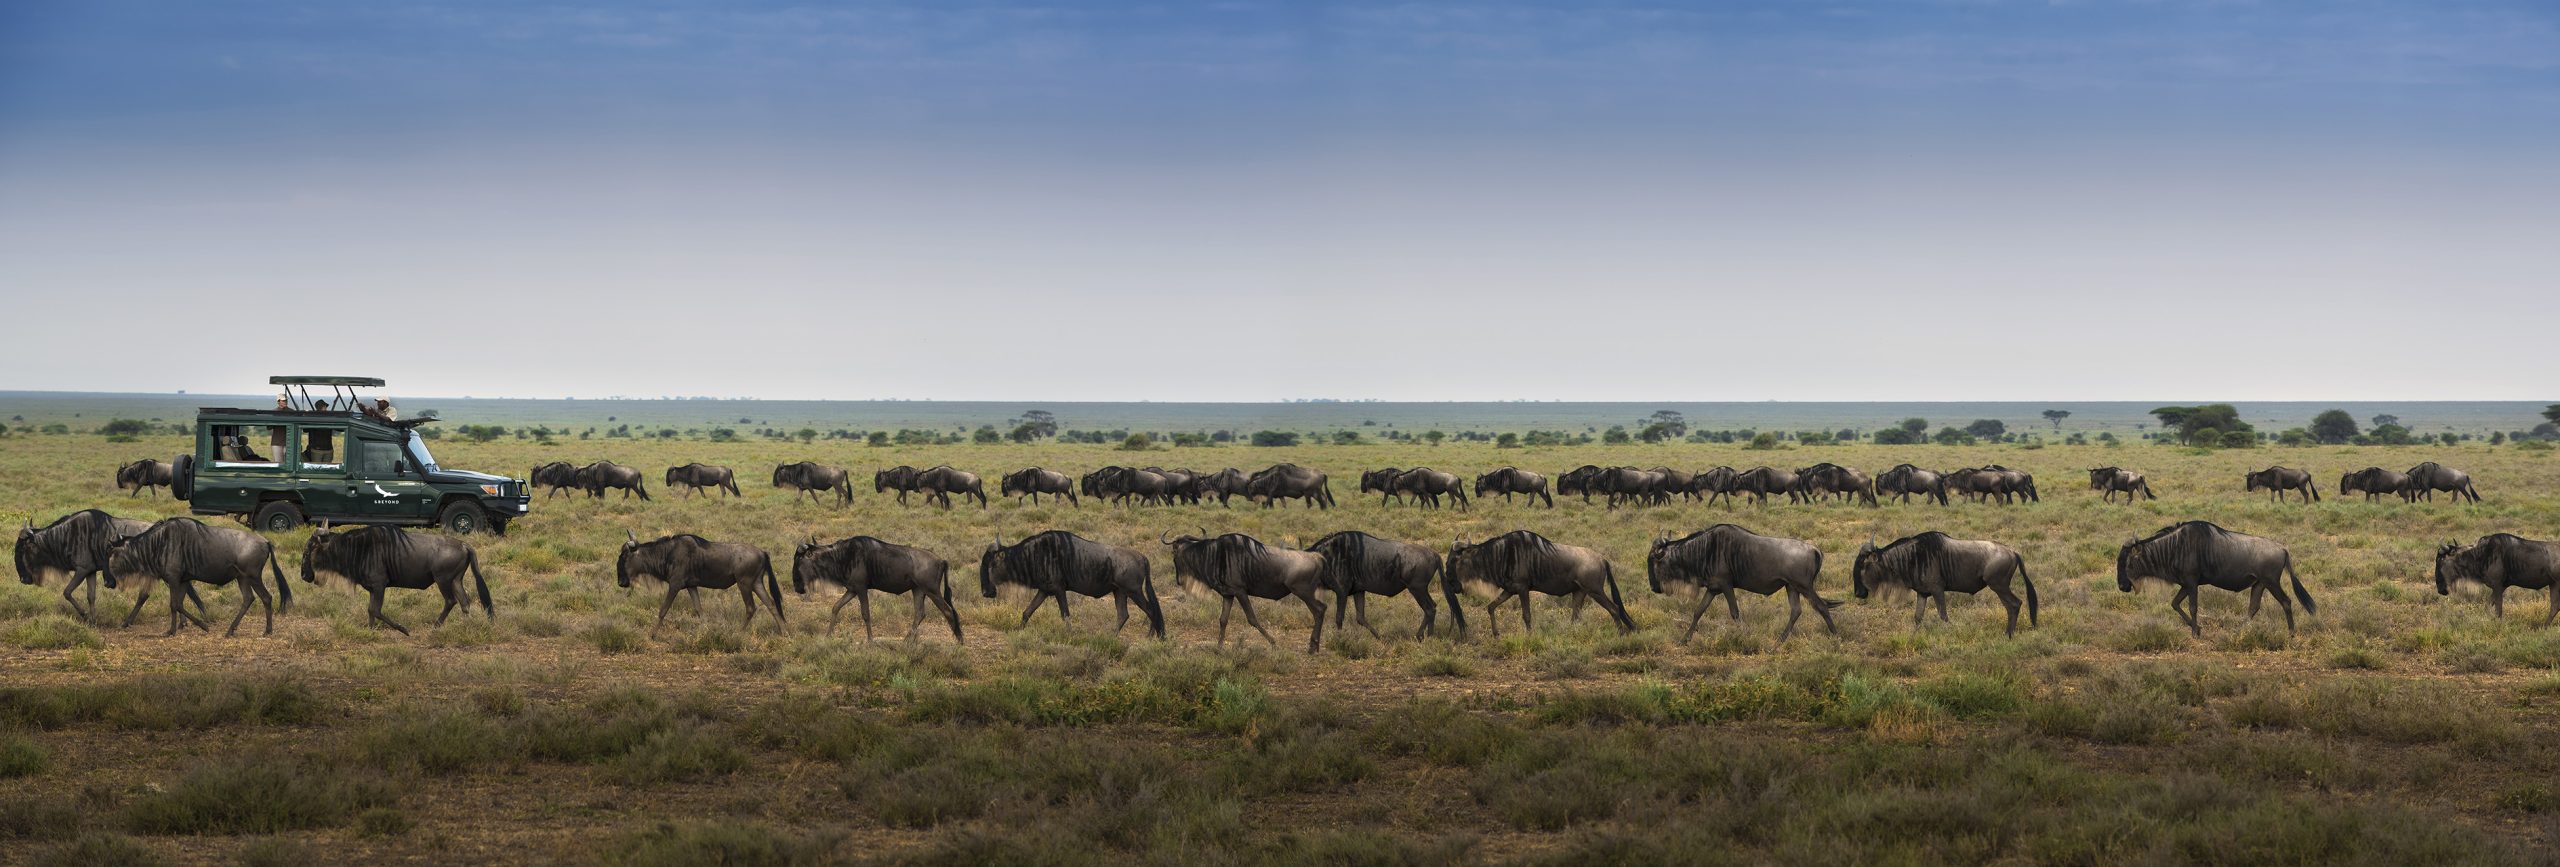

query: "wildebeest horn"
left=1159, top=531, right=1174, bottom=545
left=626, top=531, right=638, bottom=545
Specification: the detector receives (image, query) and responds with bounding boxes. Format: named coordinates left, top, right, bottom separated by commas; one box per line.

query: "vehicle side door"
left=349, top=437, right=437, bottom=522
left=293, top=423, right=354, bottom=521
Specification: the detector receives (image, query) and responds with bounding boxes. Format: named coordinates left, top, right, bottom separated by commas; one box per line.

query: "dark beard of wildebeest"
left=576, top=461, right=650, bottom=500
left=791, top=536, right=964, bottom=643
left=1690, top=466, right=1743, bottom=507
left=529, top=461, right=584, bottom=498
left=663, top=463, right=742, bottom=498
left=1793, top=463, right=1878, bottom=507
left=2243, top=466, right=2319, bottom=503
left=1187, top=468, right=1248, bottom=506
left=2116, top=520, right=2316, bottom=637
left=104, top=518, right=288, bottom=637
left=1853, top=532, right=2039, bottom=637
left=2436, top=534, right=2560, bottom=624
left=1359, top=468, right=1406, bottom=506
left=1389, top=467, right=1470, bottom=511
left=1556, top=465, right=1605, bottom=503
left=115, top=459, right=174, bottom=497
left=1305, top=531, right=1457, bottom=639
left=1446, top=530, right=1633, bottom=638
left=1472, top=466, right=1554, bottom=508
left=2404, top=462, right=2482, bottom=503
left=914, top=465, right=988, bottom=509
left=773, top=461, right=853, bottom=507
left=2339, top=467, right=2413, bottom=502
left=1732, top=466, right=1802, bottom=506
left=1597, top=466, right=1671, bottom=509
left=977, top=531, right=1164, bottom=638
left=873, top=465, right=925, bottom=505
left=1245, top=463, right=1335, bottom=509
left=2086, top=467, right=2156, bottom=503
left=615, top=532, right=785, bottom=638
left=1000, top=467, right=1079, bottom=506
left=1163, top=532, right=1330, bottom=653
left=17, top=511, right=207, bottom=622
left=1876, top=464, right=1949, bottom=506
left=1645, top=524, right=1837, bottom=642
left=302, top=525, right=492, bottom=635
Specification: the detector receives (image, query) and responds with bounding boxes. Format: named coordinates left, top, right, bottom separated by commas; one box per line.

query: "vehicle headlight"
left=480, top=485, right=501, bottom=495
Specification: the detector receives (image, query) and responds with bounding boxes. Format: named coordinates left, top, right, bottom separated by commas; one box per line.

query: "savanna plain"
left=5, top=432, right=2560, bottom=866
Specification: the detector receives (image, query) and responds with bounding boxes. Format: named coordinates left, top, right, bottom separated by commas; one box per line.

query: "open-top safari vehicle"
left=170, top=376, right=529, bottom=534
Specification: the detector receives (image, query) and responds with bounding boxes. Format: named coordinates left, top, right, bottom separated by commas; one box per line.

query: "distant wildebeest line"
left=791, top=535, right=965, bottom=642
left=2087, top=467, right=2155, bottom=503
left=1853, top=532, right=2038, bottom=637
left=616, top=532, right=785, bottom=637
left=303, top=525, right=492, bottom=634
left=2435, top=534, right=2558, bottom=624
left=115, top=459, right=174, bottom=497
left=774, top=461, right=854, bottom=507
left=2117, top=520, right=2315, bottom=636
left=664, top=463, right=742, bottom=498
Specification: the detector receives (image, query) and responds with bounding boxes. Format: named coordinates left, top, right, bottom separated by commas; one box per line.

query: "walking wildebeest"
left=1188, top=468, right=1248, bottom=506
left=1794, top=463, right=1877, bottom=506
left=1556, top=465, right=1605, bottom=503
left=1000, top=467, right=1079, bottom=506
left=1446, top=530, right=1633, bottom=638
left=874, top=465, right=925, bottom=505
left=2435, top=534, right=2560, bottom=624
left=1732, top=466, right=1801, bottom=505
left=1645, top=524, right=1837, bottom=642
left=2116, top=521, right=2315, bottom=636
left=1152, top=468, right=1200, bottom=504
left=2404, top=462, right=2481, bottom=503
left=1164, top=532, right=1329, bottom=652
left=115, top=459, right=174, bottom=497
left=1088, top=466, right=1174, bottom=506
left=774, top=461, right=854, bottom=507
left=2243, top=466, right=2319, bottom=503
left=2339, top=467, right=2412, bottom=502
left=915, top=465, right=988, bottom=509
left=1245, top=464, right=1335, bottom=509
left=302, top=525, right=492, bottom=635
left=791, top=536, right=964, bottom=642
left=17, top=510, right=204, bottom=621
left=1390, top=468, right=1469, bottom=510
left=1597, top=466, right=1672, bottom=508
left=104, top=518, right=287, bottom=637
left=1949, top=466, right=2036, bottom=505
left=2087, top=467, right=2156, bottom=503
left=978, top=531, right=1164, bottom=637
left=530, top=461, right=583, bottom=498
left=664, top=463, right=742, bottom=498
left=1691, top=466, right=1743, bottom=506
left=577, top=461, right=650, bottom=500
left=1360, top=468, right=1406, bottom=506
left=1876, top=464, right=1948, bottom=506
left=616, top=532, right=785, bottom=637
left=1304, top=531, right=1455, bottom=639
left=1852, top=532, right=2039, bottom=636
left=1473, top=466, right=1554, bottom=508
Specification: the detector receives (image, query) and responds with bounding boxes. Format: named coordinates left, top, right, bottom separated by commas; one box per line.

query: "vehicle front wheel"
left=439, top=501, right=489, bottom=535
left=253, top=501, right=304, bottom=533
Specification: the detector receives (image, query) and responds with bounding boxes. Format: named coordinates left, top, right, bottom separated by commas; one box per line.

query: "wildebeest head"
left=2434, top=540, right=2477, bottom=596
left=790, top=537, right=834, bottom=595
left=978, top=537, right=1008, bottom=598
left=1644, top=534, right=1678, bottom=594
left=14, top=519, right=39, bottom=586
left=1852, top=539, right=1879, bottom=599
left=2115, top=537, right=2145, bottom=593
left=1360, top=468, right=1401, bottom=495
left=301, top=530, right=336, bottom=585
left=615, top=531, right=640, bottom=588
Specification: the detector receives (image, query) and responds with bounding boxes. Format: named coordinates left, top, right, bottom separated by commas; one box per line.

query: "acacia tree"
left=2041, top=409, right=2070, bottom=430
left=2309, top=410, right=2359, bottom=444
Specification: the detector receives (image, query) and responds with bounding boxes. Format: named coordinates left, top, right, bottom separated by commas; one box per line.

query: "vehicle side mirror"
left=394, top=460, right=410, bottom=475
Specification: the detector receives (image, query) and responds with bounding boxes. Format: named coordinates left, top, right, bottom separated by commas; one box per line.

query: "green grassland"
left=5, top=431, right=2560, bottom=865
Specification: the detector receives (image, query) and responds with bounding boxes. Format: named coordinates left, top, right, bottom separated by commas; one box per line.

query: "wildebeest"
left=1645, top=525, right=1837, bottom=642
left=1000, top=467, right=1079, bottom=506
left=1187, top=468, right=1248, bottom=506
left=1244, top=464, right=1335, bottom=509
left=2338, top=467, right=2412, bottom=501
left=663, top=463, right=742, bottom=498
left=1086, top=466, right=1174, bottom=506
left=301, top=525, right=492, bottom=635
left=530, top=461, right=584, bottom=498
left=2116, top=521, right=2315, bottom=636
left=615, top=532, right=785, bottom=637
left=915, top=465, right=988, bottom=509
left=1949, top=466, right=2037, bottom=505
left=1690, top=466, right=1743, bottom=506
left=1389, top=467, right=1469, bottom=510
left=874, top=465, right=925, bottom=505
left=1360, top=468, right=1407, bottom=505
left=16, top=510, right=203, bottom=621
left=1731, top=466, right=1801, bottom=506
left=1304, top=531, right=1454, bottom=639
left=1556, top=465, right=1605, bottom=503
left=115, top=459, right=174, bottom=497
left=1152, top=468, right=1200, bottom=504
left=1852, top=532, right=2038, bottom=636
left=791, top=536, right=964, bottom=642
left=1876, top=464, right=1948, bottom=506
left=1597, top=466, right=1672, bottom=508
left=1446, top=530, right=1633, bottom=637
left=2404, top=462, right=2481, bottom=503
left=774, top=461, right=854, bottom=507
left=1794, top=463, right=1877, bottom=506
left=2435, top=534, right=2560, bottom=624
left=1473, top=466, right=1554, bottom=508
left=577, top=461, right=650, bottom=500
left=2243, top=466, right=2319, bottom=503
left=1164, top=532, right=1329, bottom=652
left=104, top=518, right=287, bottom=637
left=2087, top=467, right=2156, bottom=503
left=978, top=531, right=1164, bottom=637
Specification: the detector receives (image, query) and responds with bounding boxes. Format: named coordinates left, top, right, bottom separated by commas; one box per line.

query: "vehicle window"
left=210, top=424, right=283, bottom=467
left=353, top=439, right=402, bottom=478
left=300, top=426, right=343, bottom=470
left=406, top=431, right=441, bottom=473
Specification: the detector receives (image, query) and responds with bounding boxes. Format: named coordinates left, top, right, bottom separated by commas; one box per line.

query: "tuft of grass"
left=354, top=808, right=411, bottom=838
left=611, top=722, right=748, bottom=785
left=0, top=673, right=323, bottom=731
left=2110, top=620, right=2187, bottom=653
left=0, top=731, right=49, bottom=778
left=586, top=622, right=644, bottom=655
left=604, top=821, right=839, bottom=867
left=1408, top=652, right=1476, bottom=678
left=35, top=832, right=164, bottom=867
left=4, top=616, right=104, bottom=650
left=356, top=704, right=505, bottom=775
left=122, top=754, right=397, bottom=835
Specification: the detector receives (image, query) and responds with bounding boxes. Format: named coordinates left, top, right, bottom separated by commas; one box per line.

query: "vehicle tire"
left=487, top=517, right=509, bottom=537
left=169, top=454, right=195, bottom=500
left=253, top=501, right=304, bottom=533
left=439, top=501, right=489, bottom=535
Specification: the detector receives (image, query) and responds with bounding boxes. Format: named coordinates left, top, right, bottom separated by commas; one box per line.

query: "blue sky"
left=2, top=1, right=2554, bottom=400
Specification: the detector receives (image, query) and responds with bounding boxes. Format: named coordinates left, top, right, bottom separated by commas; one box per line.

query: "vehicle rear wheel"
left=253, top=501, right=304, bottom=533
left=439, top=501, right=489, bottom=535
left=169, top=454, right=195, bottom=500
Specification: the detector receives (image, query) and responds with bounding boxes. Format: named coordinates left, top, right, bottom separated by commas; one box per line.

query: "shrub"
left=608, top=821, right=839, bottom=867
left=0, top=731, right=48, bottom=778
left=122, top=755, right=397, bottom=835
left=35, top=833, right=163, bottom=867
left=4, top=617, right=103, bottom=651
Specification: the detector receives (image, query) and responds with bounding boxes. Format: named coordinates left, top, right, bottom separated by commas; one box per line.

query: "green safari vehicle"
left=171, top=376, right=530, bottom=535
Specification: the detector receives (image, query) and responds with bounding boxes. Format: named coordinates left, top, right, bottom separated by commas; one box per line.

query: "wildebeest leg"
left=1054, top=592, right=1070, bottom=624
left=370, top=588, right=411, bottom=635
left=433, top=584, right=461, bottom=628
left=1914, top=589, right=1928, bottom=629
left=2543, top=589, right=2557, bottom=628
left=222, top=577, right=259, bottom=637
left=858, top=590, right=874, bottom=642
left=121, top=579, right=159, bottom=628
left=1779, top=588, right=1804, bottom=641
left=688, top=587, right=704, bottom=615
left=829, top=589, right=859, bottom=636
left=2269, top=577, right=2296, bottom=632
left=1680, top=593, right=1715, bottom=644
left=2246, top=585, right=2262, bottom=620
left=1934, top=592, right=1950, bottom=624
left=2171, top=585, right=2200, bottom=636
left=2488, top=586, right=2507, bottom=620
left=1017, top=591, right=1048, bottom=628
left=1353, top=592, right=1379, bottom=640
left=1519, top=590, right=1534, bottom=634
left=652, top=586, right=683, bottom=638
left=1217, top=597, right=1235, bottom=646
left=905, top=591, right=928, bottom=641
left=1483, top=591, right=1514, bottom=637
left=1413, top=591, right=1434, bottom=640
left=1724, top=589, right=1742, bottom=621
left=1232, top=596, right=1278, bottom=647
left=1333, top=587, right=1350, bottom=630
left=1112, top=594, right=1130, bottom=634
left=1990, top=584, right=2024, bottom=638
left=1296, top=590, right=1326, bottom=654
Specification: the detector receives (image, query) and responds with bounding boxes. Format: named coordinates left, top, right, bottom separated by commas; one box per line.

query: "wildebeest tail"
left=468, top=549, right=494, bottom=618
left=2019, top=560, right=2039, bottom=625
left=763, top=553, right=786, bottom=621
left=1439, top=557, right=1467, bottom=636
left=1140, top=560, right=1166, bottom=638
left=1811, top=548, right=1843, bottom=610
left=1603, top=562, right=1632, bottom=629
left=268, top=543, right=293, bottom=614
left=2286, top=555, right=2316, bottom=615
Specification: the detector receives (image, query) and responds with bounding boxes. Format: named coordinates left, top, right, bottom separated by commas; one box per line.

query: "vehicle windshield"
left=405, top=431, right=442, bottom=473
